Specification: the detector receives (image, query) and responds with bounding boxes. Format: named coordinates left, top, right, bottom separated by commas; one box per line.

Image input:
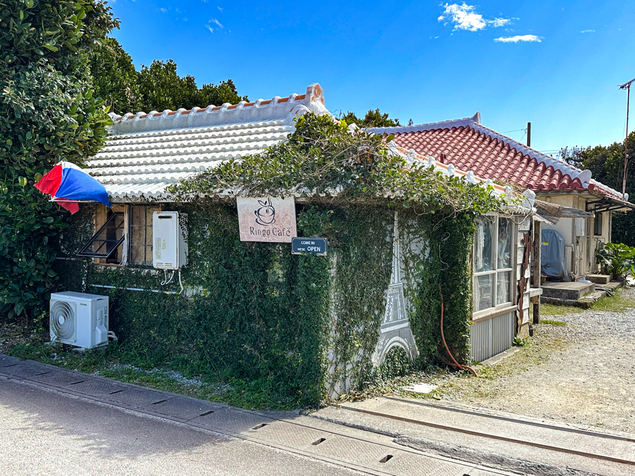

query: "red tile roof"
left=368, top=114, right=625, bottom=201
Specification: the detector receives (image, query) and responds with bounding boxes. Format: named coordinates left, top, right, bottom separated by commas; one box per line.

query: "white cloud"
left=489, top=17, right=513, bottom=28
left=209, top=18, right=224, bottom=29
left=205, top=25, right=215, bottom=33
left=494, top=34, right=541, bottom=43
left=160, top=7, right=167, bottom=13
left=218, top=6, right=223, bottom=12
left=581, top=29, right=595, bottom=33
left=438, top=3, right=513, bottom=32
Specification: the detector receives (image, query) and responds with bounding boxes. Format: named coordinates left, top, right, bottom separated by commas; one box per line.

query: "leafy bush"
left=0, top=0, right=114, bottom=319
left=595, top=242, right=635, bottom=279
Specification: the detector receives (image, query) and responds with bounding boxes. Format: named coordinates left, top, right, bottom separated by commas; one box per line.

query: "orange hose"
left=440, top=285, right=478, bottom=377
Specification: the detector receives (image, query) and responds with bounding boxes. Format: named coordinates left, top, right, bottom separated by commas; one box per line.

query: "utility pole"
left=527, top=122, right=531, bottom=147
left=619, top=78, right=635, bottom=196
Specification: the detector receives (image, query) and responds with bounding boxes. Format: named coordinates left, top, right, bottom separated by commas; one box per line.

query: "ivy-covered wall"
left=55, top=199, right=478, bottom=406
left=51, top=113, right=505, bottom=407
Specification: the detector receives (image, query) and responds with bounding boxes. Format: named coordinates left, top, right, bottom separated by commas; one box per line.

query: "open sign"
left=291, top=237, right=328, bottom=256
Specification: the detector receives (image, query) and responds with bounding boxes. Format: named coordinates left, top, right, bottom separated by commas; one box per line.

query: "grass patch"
left=540, top=319, right=567, bottom=326
left=591, top=288, right=635, bottom=312
left=540, top=288, right=635, bottom=316
left=540, top=303, right=585, bottom=316
left=7, top=340, right=298, bottom=410
left=430, top=332, right=568, bottom=401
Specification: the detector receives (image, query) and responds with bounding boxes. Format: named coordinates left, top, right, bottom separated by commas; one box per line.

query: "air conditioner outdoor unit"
left=153, top=211, right=187, bottom=270
left=50, top=292, right=109, bottom=349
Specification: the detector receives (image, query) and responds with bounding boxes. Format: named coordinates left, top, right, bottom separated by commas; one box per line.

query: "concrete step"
left=540, top=281, right=595, bottom=300
left=586, top=274, right=611, bottom=285
left=541, top=290, right=606, bottom=309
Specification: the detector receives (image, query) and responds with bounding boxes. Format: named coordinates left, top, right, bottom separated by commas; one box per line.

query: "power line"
left=501, top=128, right=527, bottom=134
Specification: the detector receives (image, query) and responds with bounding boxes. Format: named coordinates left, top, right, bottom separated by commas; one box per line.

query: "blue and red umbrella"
left=34, top=161, right=111, bottom=214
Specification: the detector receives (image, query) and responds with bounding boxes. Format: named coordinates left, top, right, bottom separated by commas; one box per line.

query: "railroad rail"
left=336, top=397, right=635, bottom=467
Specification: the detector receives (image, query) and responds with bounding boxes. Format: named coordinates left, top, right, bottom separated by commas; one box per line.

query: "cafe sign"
left=237, top=197, right=297, bottom=243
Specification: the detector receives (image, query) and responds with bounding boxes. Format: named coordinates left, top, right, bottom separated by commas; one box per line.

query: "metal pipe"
left=88, top=283, right=178, bottom=295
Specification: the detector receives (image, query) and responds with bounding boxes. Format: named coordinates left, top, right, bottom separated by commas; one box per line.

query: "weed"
left=540, top=303, right=584, bottom=316
left=540, top=319, right=567, bottom=326
left=592, top=288, right=635, bottom=312
left=513, top=337, right=530, bottom=347
left=7, top=339, right=299, bottom=410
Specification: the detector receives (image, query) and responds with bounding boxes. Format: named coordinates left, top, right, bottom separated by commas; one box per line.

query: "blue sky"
left=108, top=1, right=634, bottom=155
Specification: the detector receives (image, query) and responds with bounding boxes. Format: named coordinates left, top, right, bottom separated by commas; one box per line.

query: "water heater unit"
left=153, top=211, right=188, bottom=269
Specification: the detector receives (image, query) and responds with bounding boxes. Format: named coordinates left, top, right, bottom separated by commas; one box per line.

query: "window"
left=77, top=211, right=125, bottom=262
left=594, top=213, right=603, bottom=236
left=473, top=216, right=514, bottom=313
left=78, top=204, right=161, bottom=266
left=129, top=205, right=160, bottom=266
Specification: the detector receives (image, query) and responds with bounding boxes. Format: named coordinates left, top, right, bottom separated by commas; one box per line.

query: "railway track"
left=316, top=396, right=635, bottom=475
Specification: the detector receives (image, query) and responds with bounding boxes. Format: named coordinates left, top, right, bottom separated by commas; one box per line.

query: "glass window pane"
left=128, top=206, right=160, bottom=265
left=594, top=213, right=602, bottom=235
left=130, top=245, right=143, bottom=264
left=146, top=207, right=154, bottom=225
left=475, top=217, right=495, bottom=272
left=498, top=217, right=512, bottom=269
left=131, top=205, right=143, bottom=226
left=496, top=271, right=512, bottom=305
left=145, top=245, right=153, bottom=266
left=474, top=274, right=494, bottom=312
left=77, top=212, right=124, bottom=259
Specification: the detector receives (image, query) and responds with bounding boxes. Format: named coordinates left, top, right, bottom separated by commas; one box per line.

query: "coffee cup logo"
left=254, top=198, right=276, bottom=226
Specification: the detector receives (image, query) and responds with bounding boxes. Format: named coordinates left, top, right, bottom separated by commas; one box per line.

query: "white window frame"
left=473, top=214, right=516, bottom=318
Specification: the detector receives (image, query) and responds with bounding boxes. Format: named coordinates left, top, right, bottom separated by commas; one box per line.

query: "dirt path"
left=432, top=290, right=635, bottom=435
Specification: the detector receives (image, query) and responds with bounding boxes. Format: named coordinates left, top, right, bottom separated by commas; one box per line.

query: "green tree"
left=0, top=0, right=115, bottom=319
left=197, top=79, right=246, bottom=109
left=135, top=59, right=247, bottom=113
left=90, top=37, right=142, bottom=115
left=94, top=52, right=248, bottom=114
left=340, top=108, right=401, bottom=128
left=562, top=132, right=635, bottom=245
left=137, top=59, right=193, bottom=112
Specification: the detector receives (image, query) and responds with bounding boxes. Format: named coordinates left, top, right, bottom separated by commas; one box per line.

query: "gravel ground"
left=430, top=288, right=635, bottom=435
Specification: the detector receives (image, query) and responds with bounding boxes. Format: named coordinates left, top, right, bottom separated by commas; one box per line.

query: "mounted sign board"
left=291, top=237, right=328, bottom=256
left=237, top=197, right=297, bottom=243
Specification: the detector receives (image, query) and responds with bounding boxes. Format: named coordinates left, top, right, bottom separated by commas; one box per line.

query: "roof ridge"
left=366, top=112, right=481, bottom=135
left=469, top=123, right=599, bottom=191
left=371, top=115, right=604, bottom=194
left=108, top=84, right=329, bottom=134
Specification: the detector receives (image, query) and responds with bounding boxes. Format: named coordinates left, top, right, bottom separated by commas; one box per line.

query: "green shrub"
left=595, top=242, right=635, bottom=279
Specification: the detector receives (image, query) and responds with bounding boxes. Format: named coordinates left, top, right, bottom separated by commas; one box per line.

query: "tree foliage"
left=137, top=60, right=246, bottom=113
left=0, top=0, right=115, bottom=318
left=595, top=242, right=635, bottom=279
left=90, top=41, right=247, bottom=115
left=90, top=37, right=142, bottom=115
left=562, top=132, right=635, bottom=245
left=340, top=108, right=401, bottom=128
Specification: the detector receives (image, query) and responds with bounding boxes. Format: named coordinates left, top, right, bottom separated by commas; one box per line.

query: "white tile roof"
left=86, top=84, right=329, bottom=202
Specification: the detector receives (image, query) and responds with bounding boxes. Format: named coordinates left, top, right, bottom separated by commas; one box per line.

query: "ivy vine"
left=53, top=113, right=502, bottom=408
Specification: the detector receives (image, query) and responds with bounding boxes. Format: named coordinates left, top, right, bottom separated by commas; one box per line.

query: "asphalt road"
left=0, top=378, right=362, bottom=476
